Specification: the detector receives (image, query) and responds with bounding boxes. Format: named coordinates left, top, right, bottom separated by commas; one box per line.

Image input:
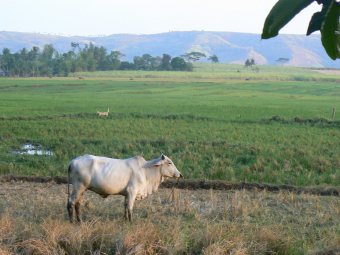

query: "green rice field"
left=0, top=64, right=339, bottom=186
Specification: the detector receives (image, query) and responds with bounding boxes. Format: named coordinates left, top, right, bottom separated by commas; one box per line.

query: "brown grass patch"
left=0, top=182, right=339, bottom=254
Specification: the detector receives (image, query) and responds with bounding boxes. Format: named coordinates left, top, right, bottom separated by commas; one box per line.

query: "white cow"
left=67, top=154, right=182, bottom=222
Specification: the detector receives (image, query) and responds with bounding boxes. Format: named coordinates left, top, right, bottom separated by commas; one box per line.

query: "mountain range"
left=0, top=31, right=339, bottom=68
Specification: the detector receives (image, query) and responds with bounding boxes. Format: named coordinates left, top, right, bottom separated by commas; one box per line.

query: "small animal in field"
left=67, top=154, right=183, bottom=222
left=97, top=108, right=109, bottom=117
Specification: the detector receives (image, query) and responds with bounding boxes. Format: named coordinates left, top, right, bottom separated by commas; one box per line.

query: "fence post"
left=332, top=107, right=336, bottom=120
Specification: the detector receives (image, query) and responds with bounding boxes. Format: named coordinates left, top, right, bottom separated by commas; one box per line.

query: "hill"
left=0, top=31, right=339, bottom=68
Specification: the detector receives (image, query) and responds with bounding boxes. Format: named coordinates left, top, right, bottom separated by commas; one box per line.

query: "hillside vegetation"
left=0, top=64, right=339, bottom=187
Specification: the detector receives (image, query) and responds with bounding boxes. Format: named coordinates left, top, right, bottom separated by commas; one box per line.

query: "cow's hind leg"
left=67, top=199, right=73, bottom=222
left=75, top=192, right=85, bottom=223
left=68, top=184, right=86, bottom=223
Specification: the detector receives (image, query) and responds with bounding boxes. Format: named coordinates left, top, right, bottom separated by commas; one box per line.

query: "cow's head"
left=152, top=154, right=183, bottom=178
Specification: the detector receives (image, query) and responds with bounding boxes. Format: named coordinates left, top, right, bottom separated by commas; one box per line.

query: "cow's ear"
left=161, top=154, right=165, bottom=160
left=153, top=160, right=162, bottom=167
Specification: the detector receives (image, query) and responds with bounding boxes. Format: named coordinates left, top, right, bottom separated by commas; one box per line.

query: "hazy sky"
left=0, top=0, right=321, bottom=36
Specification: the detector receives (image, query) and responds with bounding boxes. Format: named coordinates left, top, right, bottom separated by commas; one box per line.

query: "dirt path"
left=1, top=174, right=338, bottom=196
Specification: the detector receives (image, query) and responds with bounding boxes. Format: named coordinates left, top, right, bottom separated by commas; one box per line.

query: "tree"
left=244, top=58, right=255, bottom=67
left=159, top=54, right=172, bottom=70
left=120, top=61, right=135, bottom=70
left=208, top=55, right=219, bottom=63
left=0, top=48, right=14, bottom=76
left=262, top=0, right=339, bottom=60
left=150, top=55, right=162, bottom=70
left=182, top=51, right=207, bottom=62
left=171, top=57, right=186, bottom=70
left=171, top=57, right=193, bottom=71
left=39, top=44, right=56, bottom=76
left=207, top=55, right=219, bottom=71
left=105, top=50, right=124, bottom=70
left=133, top=54, right=160, bottom=70
left=71, top=42, right=80, bottom=53
left=94, top=46, right=107, bottom=70
left=18, top=48, right=30, bottom=76
left=276, top=58, right=290, bottom=65
left=82, top=43, right=97, bottom=72
left=141, top=54, right=153, bottom=70
left=28, top=46, right=40, bottom=76
left=133, top=56, right=144, bottom=70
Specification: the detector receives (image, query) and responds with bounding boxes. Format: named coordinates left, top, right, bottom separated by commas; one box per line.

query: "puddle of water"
left=13, top=144, right=54, bottom=156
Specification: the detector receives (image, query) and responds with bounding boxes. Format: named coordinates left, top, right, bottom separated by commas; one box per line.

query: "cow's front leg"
left=126, top=188, right=137, bottom=222
left=124, top=196, right=128, bottom=221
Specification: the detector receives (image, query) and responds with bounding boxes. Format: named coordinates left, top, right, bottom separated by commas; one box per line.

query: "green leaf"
left=320, top=0, right=340, bottom=59
left=262, top=0, right=314, bottom=39
left=307, top=11, right=325, bottom=35
left=307, top=0, right=333, bottom=35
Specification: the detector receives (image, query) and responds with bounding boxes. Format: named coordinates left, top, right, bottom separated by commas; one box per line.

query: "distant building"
left=0, top=69, right=5, bottom=77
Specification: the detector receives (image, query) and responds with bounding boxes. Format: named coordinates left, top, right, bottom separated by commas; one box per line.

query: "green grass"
left=0, top=64, right=339, bottom=186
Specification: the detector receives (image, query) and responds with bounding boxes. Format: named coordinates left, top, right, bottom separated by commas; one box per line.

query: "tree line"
left=0, top=43, right=217, bottom=77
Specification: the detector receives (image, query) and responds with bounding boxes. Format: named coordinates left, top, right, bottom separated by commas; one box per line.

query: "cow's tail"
left=67, top=164, right=72, bottom=199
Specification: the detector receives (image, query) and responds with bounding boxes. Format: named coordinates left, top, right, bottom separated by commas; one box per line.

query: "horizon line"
left=0, top=29, right=320, bottom=38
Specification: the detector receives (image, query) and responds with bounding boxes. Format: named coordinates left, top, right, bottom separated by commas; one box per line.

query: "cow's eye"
left=168, top=162, right=172, bottom=165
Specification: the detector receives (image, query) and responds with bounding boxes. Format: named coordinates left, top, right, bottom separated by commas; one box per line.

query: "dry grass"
left=0, top=182, right=339, bottom=254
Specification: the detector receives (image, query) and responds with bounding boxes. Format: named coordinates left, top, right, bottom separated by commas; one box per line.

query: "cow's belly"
left=88, top=184, right=127, bottom=197
left=88, top=176, right=129, bottom=196
left=87, top=166, right=132, bottom=196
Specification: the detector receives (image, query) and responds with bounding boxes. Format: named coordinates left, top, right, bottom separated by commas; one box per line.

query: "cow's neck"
left=143, top=164, right=163, bottom=192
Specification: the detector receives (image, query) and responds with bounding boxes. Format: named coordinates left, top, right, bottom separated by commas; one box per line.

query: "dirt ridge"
left=1, top=175, right=338, bottom=196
